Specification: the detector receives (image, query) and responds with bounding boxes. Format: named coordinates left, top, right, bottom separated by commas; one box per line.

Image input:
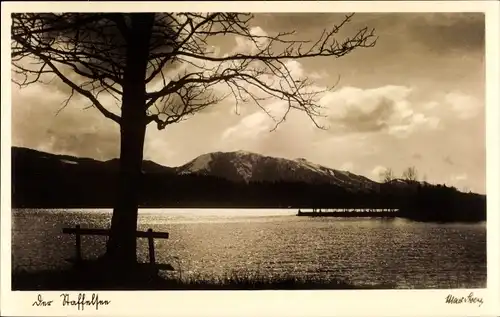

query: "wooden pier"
left=296, top=208, right=400, bottom=218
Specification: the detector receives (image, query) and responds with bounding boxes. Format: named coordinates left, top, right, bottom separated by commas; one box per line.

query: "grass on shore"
left=12, top=263, right=392, bottom=290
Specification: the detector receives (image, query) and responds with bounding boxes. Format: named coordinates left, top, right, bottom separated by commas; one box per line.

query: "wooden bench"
left=62, top=225, right=174, bottom=271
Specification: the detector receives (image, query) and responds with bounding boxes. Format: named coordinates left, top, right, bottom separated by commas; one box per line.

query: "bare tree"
left=402, top=166, right=419, bottom=182
left=379, top=167, right=395, bottom=183
left=11, top=13, right=376, bottom=266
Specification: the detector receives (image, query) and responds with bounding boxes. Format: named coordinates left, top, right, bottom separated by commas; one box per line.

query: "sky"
left=11, top=12, right=486, bottom=193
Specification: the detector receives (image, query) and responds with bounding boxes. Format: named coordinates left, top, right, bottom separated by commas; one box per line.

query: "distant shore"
left=12, top=146, right=486, bottom=223
left=12, top=206, right=487, bottom=224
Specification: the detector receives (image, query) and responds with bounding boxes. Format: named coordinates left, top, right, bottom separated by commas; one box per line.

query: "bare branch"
left=46, top=59, right=121, bottom=123
left=12, top=12, right=376, bottom=131
left=56, top=88, right=75, bottom=116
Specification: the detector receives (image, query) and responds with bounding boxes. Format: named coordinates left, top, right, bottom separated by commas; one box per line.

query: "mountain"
left=12, top=147, right=175, bottom=174
left=10, top=146, right=486, bottom=222
left=11, top=147, right=174, bottom=208
left=176, top=150, right=377, bottom=191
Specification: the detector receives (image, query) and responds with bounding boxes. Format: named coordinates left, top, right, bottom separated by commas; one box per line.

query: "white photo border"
left=1, top=2, right=499, bottom=316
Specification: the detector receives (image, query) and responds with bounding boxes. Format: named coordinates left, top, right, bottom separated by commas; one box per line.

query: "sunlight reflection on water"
left=11, top=208, right=486, bottom=288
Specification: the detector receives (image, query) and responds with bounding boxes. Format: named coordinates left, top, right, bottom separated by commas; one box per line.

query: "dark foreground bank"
left=12, top=264, right=392, bottom=290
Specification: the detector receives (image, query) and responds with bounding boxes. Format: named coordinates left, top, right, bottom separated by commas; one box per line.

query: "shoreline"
left=11, top=208, right=487, bottom=224
left=11, top=267, right=486, bottom=291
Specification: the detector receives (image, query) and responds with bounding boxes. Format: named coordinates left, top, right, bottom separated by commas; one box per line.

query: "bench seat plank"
left=62, top=227, right=169, bottom=239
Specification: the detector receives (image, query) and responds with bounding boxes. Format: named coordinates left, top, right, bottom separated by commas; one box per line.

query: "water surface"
left=12, top=208, right=486, bottom=288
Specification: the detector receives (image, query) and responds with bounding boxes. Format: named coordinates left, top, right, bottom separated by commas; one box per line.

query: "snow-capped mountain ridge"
left=176, top=150, right=377, bottom=191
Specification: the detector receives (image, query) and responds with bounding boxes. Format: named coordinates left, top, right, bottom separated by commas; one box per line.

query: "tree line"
left=13, top=154, right=485, bottom=223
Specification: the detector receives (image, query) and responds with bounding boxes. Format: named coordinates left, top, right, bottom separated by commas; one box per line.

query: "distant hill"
left=176, top=150, right=377, bottom=191
left=12, top=147, right=175, bottom=174
left=11, top=147, right=486, bottom=222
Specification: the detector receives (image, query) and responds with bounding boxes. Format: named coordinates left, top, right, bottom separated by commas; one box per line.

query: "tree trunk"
left=105, top=13, right=155, bottom=266
left=105, top=112, right=147, bottom=264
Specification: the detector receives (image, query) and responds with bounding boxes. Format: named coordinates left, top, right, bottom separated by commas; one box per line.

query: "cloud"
left=449, top=173, right=469, bottom=189
left=221, top=100, right=290, bottom=141
left=319, top=85, right=440, bottom=137
left=451, top=173, right=468, bottom=181
left=255, top=13, right=484, bottom=58
left=444, top=91, right=482, bottom=120
left=219, top=83, right=465, bottom=169
left=10, top=13, right=485, bottom=194
left=387, top=114, right=440, bottom=138
left=222, top=112, right=271, bottom=141
left=371, top=165, right=386, bottom=178
left=423, top=101, right=439, bottom=110
left=284, top=60, right=305, bottom=78
left=406, top=13, right=484, bottom=53
left=11, top=83, right=119, bottom=160
left=340, top=161, right=354, bottom=171
left=233, top=26, right=269, bottom=54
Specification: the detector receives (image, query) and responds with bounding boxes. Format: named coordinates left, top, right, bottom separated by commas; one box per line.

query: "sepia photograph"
left=1, top=1, right=499, bottom=317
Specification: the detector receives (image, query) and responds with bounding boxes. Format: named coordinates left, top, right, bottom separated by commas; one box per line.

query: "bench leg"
left=75, top=224, right=82, bottom=262
left=147, top=229, right=156, bottom=265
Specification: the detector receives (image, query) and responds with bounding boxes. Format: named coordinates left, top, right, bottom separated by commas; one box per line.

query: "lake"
left=11, top=209, right=486, bottom=289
